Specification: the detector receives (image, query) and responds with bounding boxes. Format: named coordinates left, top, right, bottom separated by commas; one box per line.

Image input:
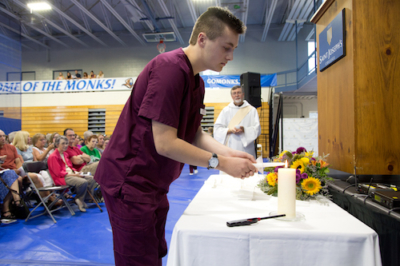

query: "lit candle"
left=277, top=161, right=296, bottom=219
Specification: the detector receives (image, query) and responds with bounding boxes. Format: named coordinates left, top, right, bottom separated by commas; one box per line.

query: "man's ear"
left=197, top=32, right=207, bottom=48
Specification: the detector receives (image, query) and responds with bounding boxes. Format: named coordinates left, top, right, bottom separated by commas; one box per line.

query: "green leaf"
left=286, top=151, right=293, bottom=159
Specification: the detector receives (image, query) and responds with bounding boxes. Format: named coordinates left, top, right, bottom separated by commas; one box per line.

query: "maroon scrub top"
left=95, top=48, right=205, bottom=201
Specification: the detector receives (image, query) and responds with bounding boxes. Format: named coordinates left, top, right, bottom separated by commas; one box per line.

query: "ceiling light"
left=27, top=2, right=51, bottom=11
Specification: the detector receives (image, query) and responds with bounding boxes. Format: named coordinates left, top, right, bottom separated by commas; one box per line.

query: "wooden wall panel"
left=353, top=0, right=400, bottom=175
left=22, top=106, right=89, bottom=137
left=0, top=107, right=21, bottom=119
left=104, top=105, right=124, bottom=136
left=316, top=0, right=355, bottom=173
left=21, top=102, right=270, bottom=157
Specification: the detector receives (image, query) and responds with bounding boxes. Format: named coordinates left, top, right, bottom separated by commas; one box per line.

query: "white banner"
left=0, top=77, right=136, bottom=94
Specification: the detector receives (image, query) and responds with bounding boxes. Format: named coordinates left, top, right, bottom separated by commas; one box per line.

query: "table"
left=167, top=175, right=382, bottom=266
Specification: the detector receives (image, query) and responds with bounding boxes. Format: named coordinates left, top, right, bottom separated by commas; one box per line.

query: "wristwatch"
left=207, top=153, right=219, bottom=170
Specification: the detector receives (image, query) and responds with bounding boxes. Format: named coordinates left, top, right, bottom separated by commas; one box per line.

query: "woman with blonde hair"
left=32, top=133, right=54, bottom=164
left=13, top=131, right=62, bottom=206
left=13, top=132, right=61, bottom=206
left=13, top=131, right=34, bottom=162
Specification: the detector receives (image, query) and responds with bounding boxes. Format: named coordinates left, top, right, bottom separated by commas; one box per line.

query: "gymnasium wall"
left=21, top=25, right=313, bottom=80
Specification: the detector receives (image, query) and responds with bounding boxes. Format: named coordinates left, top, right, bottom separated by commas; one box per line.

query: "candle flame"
left=285, top=160, right=288, bottom=168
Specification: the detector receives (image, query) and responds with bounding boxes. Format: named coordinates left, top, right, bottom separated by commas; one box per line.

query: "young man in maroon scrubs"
left=95, top=7, right=258, bottom=266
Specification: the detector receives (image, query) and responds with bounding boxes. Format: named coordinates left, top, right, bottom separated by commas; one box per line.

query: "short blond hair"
left=189, top=6, right=246, bottom=45
left=13, top=131, right=29, bottom=151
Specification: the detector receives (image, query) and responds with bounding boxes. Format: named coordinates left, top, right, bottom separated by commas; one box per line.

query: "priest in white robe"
left=214, top=85, right=261, bottom=158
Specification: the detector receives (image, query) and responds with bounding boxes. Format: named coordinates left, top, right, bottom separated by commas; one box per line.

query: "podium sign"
left=319, top=9, right=346, bottom=72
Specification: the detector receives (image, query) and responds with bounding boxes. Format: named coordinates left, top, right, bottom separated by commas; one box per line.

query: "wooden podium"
left=311, top=0, right=399, bottom=175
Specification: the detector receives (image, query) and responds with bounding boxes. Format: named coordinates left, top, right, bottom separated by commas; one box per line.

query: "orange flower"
left=319, top=160, right=329, bottom=168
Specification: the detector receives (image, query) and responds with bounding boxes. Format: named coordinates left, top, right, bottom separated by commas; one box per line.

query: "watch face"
left=210, top=157, right=219, bottom=168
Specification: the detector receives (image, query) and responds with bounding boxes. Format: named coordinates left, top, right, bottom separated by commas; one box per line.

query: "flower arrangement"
left=259, top=147, right=334, bottom=201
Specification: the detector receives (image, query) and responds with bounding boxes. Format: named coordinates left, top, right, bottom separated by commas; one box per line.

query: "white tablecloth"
left=167, top=175, right=382, bottom=266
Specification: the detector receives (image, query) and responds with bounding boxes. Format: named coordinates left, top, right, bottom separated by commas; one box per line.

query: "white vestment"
left=214, top=100, right=261, bottom=158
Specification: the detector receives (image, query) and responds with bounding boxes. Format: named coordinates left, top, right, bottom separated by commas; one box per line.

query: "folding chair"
left=83, top=175, right=103, bottom=212
left=22, top=161, right=75, bottom=223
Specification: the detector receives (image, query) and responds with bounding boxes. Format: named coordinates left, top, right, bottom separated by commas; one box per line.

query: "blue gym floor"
left=0, top=165, right=218, bottom=266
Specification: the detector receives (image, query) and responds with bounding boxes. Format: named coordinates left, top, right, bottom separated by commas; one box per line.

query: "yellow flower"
left=300, top=157, right=310, bottom=166
left=266, top=172, right=278, bottom=187
left=301, top=177, right=322, bottom=196
left=291, top=159, right=305, bottom=173
left=305, top=151, right=314, bottom=157
left=279, top=150, right=288, bottom=158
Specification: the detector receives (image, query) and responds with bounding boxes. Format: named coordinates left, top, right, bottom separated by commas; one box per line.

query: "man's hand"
left=0, top=155, right=7, bottom=162
left=232, top=126, right=244, bottom=134
left=217, top=151, right=257, bottom=179
left=218, top=155, right=257, bottom=179
left=81, top=153, right=91, bottom=163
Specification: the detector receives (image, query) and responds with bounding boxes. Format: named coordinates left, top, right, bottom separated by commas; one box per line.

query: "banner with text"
left=202, top=73, right=277, bottom=89
left=0, top=77, right=136, bottom=94
left=0, top=74, right=277, bottom=94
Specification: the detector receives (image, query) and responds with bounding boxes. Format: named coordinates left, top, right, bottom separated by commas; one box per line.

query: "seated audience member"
left=74, top=135, right=84, bottom=149
left=97, top=71, right=104, bottom=78
left=83, top=72, right=89, bottom=79
left=96, top=134, right=105, bottom=154
left=32, top=134, right=55, bottom=188
left=0, top=170, right=21, bottom=219
left=66, top=72, right=72, bottom=80
left=48, top=136, right=96, bottom=212
left=0, top=130, right=58, bottom=204
left=8, top=131, right=17, bottom=145
left=78, top=137, right=84, bottom=148
left=75, top=70, right=81, bottom=79
left=57, top=72, right=65, bottom=80
left=32, top=133, right=54, bottom=164
left=82, top=131, right=94, bottom=147
left=45, top=133, right=52, bottom=147
left=89, top=71, right=95, bottom=79
left=103, top=137, right=110, bottom=150
left=81, top=135, right=101, bottom=163
left=13, top=131, right=34, bottom=162
left=63, top=128, right=99, bottom=179
left=49, top=132, right=60, bottom=146
left=1, top=130, right=28, bottom=179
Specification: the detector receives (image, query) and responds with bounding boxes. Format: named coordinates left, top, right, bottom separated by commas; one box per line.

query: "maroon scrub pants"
left=103, top=190, right=169, bottom=266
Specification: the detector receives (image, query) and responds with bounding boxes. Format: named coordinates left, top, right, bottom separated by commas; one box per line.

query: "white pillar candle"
left=278, top=168, right=296, bottom=219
